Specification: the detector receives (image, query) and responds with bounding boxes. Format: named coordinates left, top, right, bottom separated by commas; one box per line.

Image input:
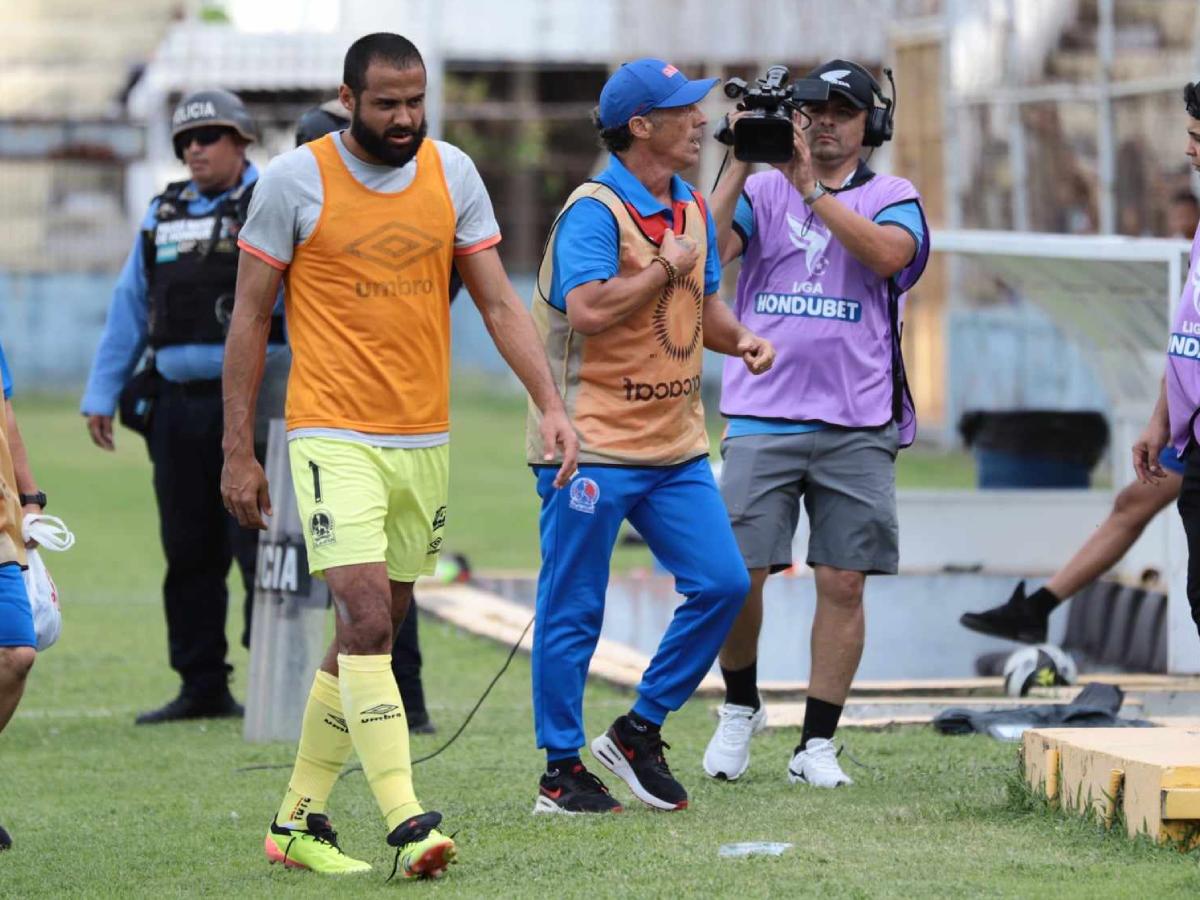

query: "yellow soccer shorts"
left=288, top=437, right=449, bottom=582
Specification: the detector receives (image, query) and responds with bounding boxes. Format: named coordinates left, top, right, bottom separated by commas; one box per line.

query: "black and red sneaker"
left=590, top=715, right=688, bottom=811
left=533, top=761, right=623, bottom=815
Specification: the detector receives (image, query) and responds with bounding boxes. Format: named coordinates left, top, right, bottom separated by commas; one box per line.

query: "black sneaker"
left=135, top=690, right=244, bottom=725
left=959, top=581, right=1049, bottom=644
left=590, top=715, right=688, bottom=811
left=0, top=822, right=11, bottom=850
left=533, top=761, right=623, bottom=815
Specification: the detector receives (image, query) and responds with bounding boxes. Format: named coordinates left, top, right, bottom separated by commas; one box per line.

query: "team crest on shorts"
left=310, top=510, right=336, bottom=547
left=569, top=477, right=600, bottom=514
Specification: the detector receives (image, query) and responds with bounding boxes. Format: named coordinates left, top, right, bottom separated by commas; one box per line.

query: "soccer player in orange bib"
left=221, top=33, right=576, bottom=879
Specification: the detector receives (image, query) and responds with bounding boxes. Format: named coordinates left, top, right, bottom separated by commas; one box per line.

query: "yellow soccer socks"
left=277, top=670, right=353, bottom=826
left=337, top=653, right=423, bottom=829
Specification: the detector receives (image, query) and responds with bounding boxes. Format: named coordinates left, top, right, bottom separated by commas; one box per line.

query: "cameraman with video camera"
left=703, top=60, right=930, bottom=787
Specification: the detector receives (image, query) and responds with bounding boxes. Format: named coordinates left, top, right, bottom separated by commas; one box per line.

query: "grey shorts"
left=719, top=424, right=899, bottom=575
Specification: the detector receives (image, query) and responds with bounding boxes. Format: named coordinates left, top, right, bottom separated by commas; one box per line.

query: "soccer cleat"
left=959, top=581, right=1049, bottom=644
left=264, top=813, right=372, bottom=875
left=702, top=703, right=768, bottom=781
left=533, top=761, right=623, bottom=815
left=0, top=823, right=11, bottom=850
left=386, top=811, right=457, bottom=881
left=590, top=715, right=688, bottom=811
left=787, top=737, right=853, bottom=788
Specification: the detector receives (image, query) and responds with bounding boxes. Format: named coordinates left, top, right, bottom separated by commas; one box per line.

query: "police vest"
left=527, top=181, right=711, bottom=467
left=143, top=177, right=283, bottom=348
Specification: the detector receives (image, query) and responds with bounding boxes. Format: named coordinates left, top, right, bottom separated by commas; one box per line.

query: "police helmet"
left=295, top=99, right=350, bottom=146
left=171, top=89, right=259, bottom=144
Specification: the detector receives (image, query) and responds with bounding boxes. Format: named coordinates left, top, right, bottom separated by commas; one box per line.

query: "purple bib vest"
left=720, top=168, right=928, bottom=446
left=1166, top=226, right=1200, bottom=456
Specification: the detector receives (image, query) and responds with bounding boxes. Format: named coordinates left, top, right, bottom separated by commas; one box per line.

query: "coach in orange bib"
left=221, top=33, right=576, bottom=879
left=526, top=58, right=775, bottom=816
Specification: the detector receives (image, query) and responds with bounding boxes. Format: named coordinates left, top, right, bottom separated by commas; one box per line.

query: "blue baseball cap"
left=598, top=58, right=719, bottom=128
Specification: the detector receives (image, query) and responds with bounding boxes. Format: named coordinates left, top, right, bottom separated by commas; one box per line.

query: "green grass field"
left=1, top=386, right=1194, bottom=898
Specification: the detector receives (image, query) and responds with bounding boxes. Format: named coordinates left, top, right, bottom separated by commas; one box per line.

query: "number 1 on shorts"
left=308, top=460, right=323, bottom=503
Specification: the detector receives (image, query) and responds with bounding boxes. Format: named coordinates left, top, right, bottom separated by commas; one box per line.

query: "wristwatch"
left=804, top=183, right=827, bottom=205
left=19, top=491, right=46, bottom=509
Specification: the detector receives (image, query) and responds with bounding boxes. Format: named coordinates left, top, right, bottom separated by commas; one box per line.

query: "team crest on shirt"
left=310, top=510, right=336, bottom=547
left=786, top=213, right=830, bottom=276
left=569, top=477, right=600, bottom=514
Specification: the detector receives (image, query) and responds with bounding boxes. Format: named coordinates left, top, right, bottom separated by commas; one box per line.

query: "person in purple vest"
left=702, top=60, right=930, bottom=786
left=1133, top=80, right=1200, bottom=641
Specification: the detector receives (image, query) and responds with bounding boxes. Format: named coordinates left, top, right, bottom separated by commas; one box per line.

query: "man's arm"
left=81, top=229, right=153, bottom=451
left=1133, top=377, right=1171, bottom=485
left=455, top=247, right=579, bottom=486
left=711, top=160, right=752, bottom=265
left=710, top=114, right=755, bottom=265
left=565, top=229, right=698, bottom=335
left=701, top=294, right=774, bottom=375
left=220, top=252, right=282, bottom=528
left=777, top=124, right=916, bottom=279
left=7, top=400, right=41, bottom=546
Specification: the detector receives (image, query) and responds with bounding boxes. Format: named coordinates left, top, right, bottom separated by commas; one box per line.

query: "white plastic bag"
left=21, top=514, right=74, bottom=652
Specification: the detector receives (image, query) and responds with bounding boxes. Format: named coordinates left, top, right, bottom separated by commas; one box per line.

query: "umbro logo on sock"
left=324, top=713, right=349, bottom=733
left=360, top=703, right=404, bottom=723
left=362, top=704, right=399, bottom=716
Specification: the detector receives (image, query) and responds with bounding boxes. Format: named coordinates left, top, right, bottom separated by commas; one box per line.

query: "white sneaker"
left=702, top=703, right=767, bottom=781
left=787, top=737, right=852, bottom=787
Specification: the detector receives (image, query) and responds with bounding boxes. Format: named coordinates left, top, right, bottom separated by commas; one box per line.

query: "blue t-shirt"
left=725, top=193, right=925, bottom=439
left=547, top=154, right=722, bottom=312
left=0, top=341, right=11, bottom=400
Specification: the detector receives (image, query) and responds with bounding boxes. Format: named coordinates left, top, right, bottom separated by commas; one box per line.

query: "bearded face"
left=350, top=106, right=428, bottom=168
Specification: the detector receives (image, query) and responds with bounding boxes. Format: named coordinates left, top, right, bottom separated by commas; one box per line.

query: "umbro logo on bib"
left=344, top=222, right=444, bottom=271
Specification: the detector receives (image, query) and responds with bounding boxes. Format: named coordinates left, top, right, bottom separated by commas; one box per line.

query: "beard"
left=350, top=111, right=428, bottom=167
left=808, top=131, right=847, bottom=163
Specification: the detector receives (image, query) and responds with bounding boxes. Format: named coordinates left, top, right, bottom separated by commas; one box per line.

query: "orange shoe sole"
left=404, top=840, right=457, bottom=879
left=264, top=835, right=310, bottom=870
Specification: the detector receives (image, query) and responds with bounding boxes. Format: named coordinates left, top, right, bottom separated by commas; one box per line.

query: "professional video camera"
left=714, top=65, right=830, bottom=163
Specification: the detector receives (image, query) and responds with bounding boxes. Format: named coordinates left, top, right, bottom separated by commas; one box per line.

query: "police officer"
left=293, top=99, right=444, bottom=733
left=81, top=89, right=286, bottom=724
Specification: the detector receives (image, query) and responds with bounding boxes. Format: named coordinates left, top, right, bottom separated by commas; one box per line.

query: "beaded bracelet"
left=650, top=255, right=677, bottom=285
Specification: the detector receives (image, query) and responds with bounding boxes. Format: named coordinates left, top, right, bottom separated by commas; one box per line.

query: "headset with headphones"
left=1185, top=81, right=1200, bottom=119
left=840, top=61, right=897, bottom=148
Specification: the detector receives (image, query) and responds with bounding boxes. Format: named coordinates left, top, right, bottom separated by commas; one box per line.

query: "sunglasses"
left=173, top=125, right=233, bottom=158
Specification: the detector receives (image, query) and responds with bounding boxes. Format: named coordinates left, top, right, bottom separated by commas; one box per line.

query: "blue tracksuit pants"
left=531, top=456, right=750, bottom=758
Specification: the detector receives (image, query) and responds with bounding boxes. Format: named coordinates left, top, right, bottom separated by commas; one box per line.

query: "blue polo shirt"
left=80, top=163, right=285, bottom=417
left=547, top=154, right=722, bottom=312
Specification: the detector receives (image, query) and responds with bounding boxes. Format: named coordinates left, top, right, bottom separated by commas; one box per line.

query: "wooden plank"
left=758, top=673, right=1200, bottom=698
left=756, top=696, right=1143, bottom=730
left=417, top=582, right=723, bottom=694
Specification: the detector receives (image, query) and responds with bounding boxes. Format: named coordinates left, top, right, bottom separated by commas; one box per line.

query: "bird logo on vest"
left=652, top=275, right=703, bottom=362
left=786, top=213, right=830, bottom=276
